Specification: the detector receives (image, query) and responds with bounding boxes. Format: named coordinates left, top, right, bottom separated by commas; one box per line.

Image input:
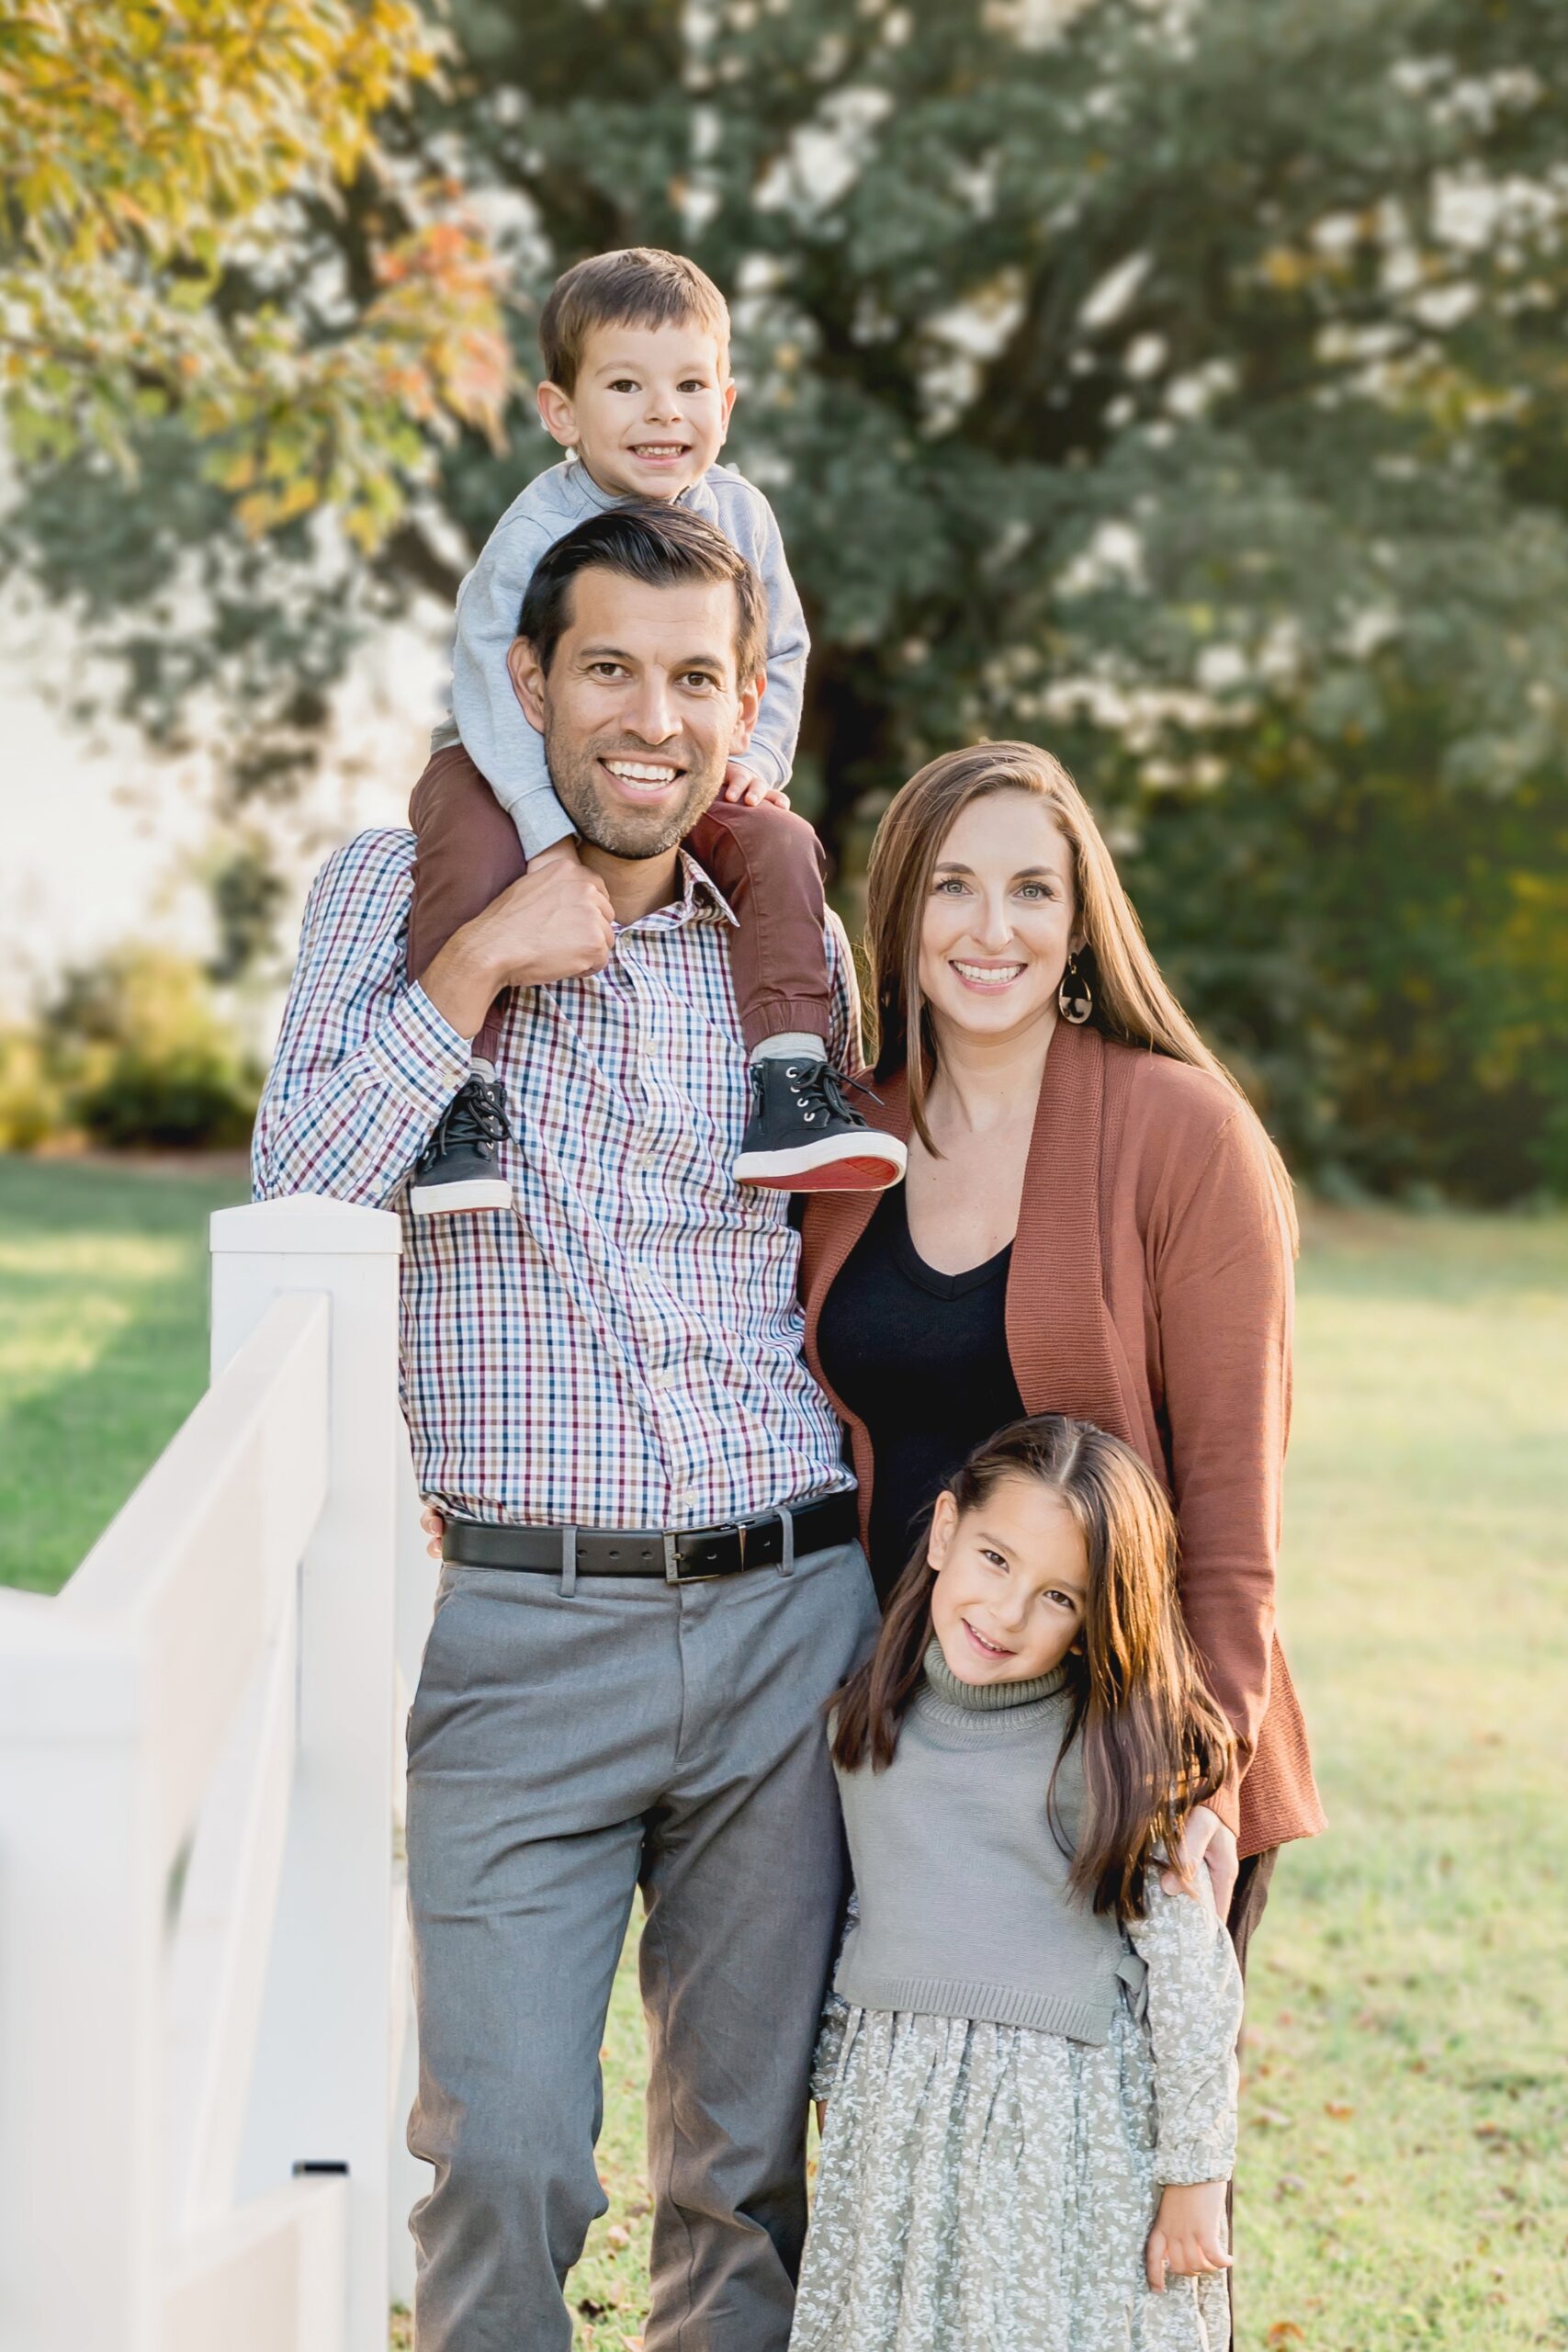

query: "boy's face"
left=536, top=319, right=736, bottom=501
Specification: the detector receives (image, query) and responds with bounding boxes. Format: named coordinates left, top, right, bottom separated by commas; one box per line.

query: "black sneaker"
left=409, top=1067, right=514, bottom=1216
left=734, top=1057, right=907, bottom=1193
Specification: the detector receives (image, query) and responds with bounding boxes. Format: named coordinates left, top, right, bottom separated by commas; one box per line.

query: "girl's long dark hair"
left=831, top=1415, right=1235, bottom=1922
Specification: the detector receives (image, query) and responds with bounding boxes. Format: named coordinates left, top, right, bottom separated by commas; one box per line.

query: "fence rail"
left=0, top=1193, right=423, bottom=2352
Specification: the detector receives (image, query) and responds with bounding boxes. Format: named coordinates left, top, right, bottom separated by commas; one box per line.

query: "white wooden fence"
left=0, top=1194, right=437, bottom=2352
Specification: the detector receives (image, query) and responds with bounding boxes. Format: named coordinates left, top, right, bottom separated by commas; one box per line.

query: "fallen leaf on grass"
left=1266, top=2325, right=1304, bottom=2346
left=1325, top=2101, right=1354, bottom=2120
left=606, top=2223, right=631, bottom=2250
left=1275, top=2173, right=1308, bottom=2198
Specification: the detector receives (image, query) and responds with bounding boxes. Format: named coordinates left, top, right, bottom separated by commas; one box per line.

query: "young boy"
left=406, top=245, right=906, bottom=1213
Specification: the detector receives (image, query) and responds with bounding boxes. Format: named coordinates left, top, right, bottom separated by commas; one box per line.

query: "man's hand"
left=420, top=1505, right=446, bottom=1563
left=1145, top=2181, right=1231, bottom=2290
left=1161, top=1803, right=1238, bottom=1919
left=720, top=760, right=790, bottom=810
left=421, top=852, right=616, bottom=1040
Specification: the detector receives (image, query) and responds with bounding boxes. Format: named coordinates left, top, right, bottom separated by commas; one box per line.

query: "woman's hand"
left=1145, top=2180, right=1232, bottom=2290
left=1161, top=1804, right=1238, bottom=1919
left=420, top=1505, right=446, bottom=1562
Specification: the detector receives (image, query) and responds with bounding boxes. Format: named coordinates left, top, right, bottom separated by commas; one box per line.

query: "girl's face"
left=916, top=790, right=1081, bottom=1051
left=927, top=1474, right=1089, bottom=1686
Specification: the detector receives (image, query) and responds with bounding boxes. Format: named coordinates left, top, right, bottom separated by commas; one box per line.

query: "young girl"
left=792, top=1414, right=1246, bottom=2352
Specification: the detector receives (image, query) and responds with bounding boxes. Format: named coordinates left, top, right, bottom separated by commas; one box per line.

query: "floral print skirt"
left=791, top=1999, right=1230, bottom=2352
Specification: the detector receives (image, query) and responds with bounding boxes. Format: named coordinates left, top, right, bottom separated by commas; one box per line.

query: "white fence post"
left=0, top=1189, right=402, bottom=2352
left=389, top=1435, right=439, bottom=2312
left=0, top=1600, right=164, bottom=2352
left=209, top=1195, right=402, bottom=2352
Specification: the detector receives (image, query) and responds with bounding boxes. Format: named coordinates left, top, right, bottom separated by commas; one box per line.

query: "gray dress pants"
left=405, top=1537, right=880, bottom=2352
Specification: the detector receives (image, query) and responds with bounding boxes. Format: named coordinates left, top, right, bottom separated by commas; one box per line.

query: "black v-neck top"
left=816, top=1186, right=1023, bottom=1601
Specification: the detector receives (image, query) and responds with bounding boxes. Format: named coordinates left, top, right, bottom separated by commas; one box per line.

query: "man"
left=253, top=504, right=880, bottom=2350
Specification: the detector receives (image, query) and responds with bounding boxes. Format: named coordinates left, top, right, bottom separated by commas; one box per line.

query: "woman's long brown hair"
left=830, top=1415, right=1235, bottom=1922
left=864, top=739, right=1297, bottom=1247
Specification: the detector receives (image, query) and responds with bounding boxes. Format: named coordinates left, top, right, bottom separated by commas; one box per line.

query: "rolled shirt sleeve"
left=252, top=831, right=472, bottom=1209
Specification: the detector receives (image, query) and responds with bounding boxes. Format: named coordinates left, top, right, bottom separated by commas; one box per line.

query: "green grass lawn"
left=0, top=1155, right=249, bottom=1594
left=4, top=1158, right=1564, bottom=2350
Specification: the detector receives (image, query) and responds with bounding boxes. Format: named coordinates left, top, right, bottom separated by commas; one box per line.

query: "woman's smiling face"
left=917, top=788, right=1079, bottom=1047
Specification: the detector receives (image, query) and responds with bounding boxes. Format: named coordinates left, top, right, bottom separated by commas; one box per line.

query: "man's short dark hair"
left=517, top=503, right=766, bottom=684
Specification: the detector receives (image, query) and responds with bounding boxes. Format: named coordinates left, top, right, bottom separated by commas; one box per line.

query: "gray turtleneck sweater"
left=832, top=1642, right=1145, bottom=2044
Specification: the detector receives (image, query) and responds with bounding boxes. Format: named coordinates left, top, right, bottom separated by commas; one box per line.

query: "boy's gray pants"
left=404, top=1536, right=879, bottom=2351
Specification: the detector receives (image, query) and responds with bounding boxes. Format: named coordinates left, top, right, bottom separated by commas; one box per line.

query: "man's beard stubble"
left=543, top=721, right=723, bottom=861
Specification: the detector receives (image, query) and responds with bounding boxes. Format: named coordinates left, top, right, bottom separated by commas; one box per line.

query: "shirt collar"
left=617, top=847, right=738, bottom=934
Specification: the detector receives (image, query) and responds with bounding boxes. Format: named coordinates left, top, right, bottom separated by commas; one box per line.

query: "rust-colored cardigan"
left=799, top=1022, right=1325, bottom=1860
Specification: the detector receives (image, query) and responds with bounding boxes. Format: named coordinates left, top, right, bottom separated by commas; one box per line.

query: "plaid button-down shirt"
left=253, top=828, right=858, bottom=1531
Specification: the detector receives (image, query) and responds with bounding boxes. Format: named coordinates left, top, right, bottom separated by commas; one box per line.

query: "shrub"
left=41, top=948, right=261, bottom=1153
left=1114, top=714, right=1568, bottom=1204
left=0, top=1030, right=63, bottom=1152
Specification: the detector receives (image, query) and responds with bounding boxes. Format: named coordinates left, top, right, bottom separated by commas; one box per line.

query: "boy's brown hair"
left=539, top=247, right=731, bottom=391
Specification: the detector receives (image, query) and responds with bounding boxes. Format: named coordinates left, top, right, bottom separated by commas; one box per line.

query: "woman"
left=800, top=741, right=1325, bottom=1946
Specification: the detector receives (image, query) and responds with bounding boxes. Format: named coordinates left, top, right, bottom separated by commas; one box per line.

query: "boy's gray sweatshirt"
left=433, top=456, right=808, bottom=858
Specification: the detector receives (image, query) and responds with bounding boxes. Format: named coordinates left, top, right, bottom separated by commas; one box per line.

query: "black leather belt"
left=442, top=1490, right=859, bottom=1581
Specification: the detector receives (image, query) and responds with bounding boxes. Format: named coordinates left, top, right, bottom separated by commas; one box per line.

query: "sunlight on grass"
left=1235, top=1209, right=1568, bottom=2352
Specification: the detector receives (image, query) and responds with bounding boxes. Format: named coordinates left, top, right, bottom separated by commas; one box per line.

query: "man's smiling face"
left=506, top=565, right=761, bottom=862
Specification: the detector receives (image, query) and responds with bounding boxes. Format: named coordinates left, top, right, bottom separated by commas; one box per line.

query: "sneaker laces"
left=780, top=1059, right=877, bottom=1128
left=427, top=1072, right=513, bottom=1159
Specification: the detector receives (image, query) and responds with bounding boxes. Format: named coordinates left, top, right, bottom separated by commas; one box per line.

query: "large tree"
left=8, top=0, right=1568, bottom=1193
left=0, top=0, right=509, bottom=539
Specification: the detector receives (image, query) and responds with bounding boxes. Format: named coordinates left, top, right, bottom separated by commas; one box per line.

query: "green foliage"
left=0, top=0, right=512, bottom=546
left=38, top=946, right=262, bottom=1151
left=8, top=0, right=1568, bottom=1194
left=1117, top=699, right=1568, bottom=1201
left=0, top=1030, right=62, bottom=1151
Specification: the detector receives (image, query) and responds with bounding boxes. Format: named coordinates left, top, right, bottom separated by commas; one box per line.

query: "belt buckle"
left=668, top=1524, right=743, bottom=1584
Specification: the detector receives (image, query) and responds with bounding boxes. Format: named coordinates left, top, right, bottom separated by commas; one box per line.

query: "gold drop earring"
left=1057, top=954, right=1093, bottom=1025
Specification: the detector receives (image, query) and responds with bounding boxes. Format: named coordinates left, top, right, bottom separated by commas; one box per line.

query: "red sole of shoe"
left=741, top=1159, right=901, bottom=1193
